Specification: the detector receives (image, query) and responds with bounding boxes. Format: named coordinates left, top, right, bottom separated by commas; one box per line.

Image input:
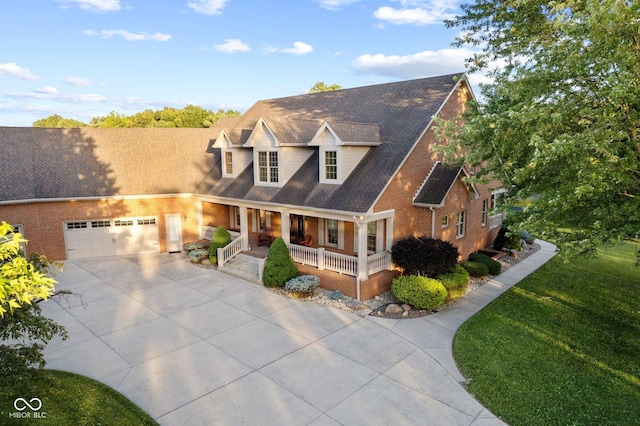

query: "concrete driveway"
left=42, top=242, right=556, bottom=425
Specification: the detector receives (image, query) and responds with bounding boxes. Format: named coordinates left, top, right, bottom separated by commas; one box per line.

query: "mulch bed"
left=369, top=243, right=541, bottom=319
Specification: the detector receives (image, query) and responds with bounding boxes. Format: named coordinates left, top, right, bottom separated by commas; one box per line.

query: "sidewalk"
left=42, top=240, right=556, bottom=425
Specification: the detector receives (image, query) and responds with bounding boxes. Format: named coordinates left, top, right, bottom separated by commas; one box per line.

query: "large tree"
left=439, top=0, right=640, bottom=256
left=309, top=82, right=342, bottom=93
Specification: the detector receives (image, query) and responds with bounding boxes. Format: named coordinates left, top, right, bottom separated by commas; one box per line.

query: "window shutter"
left=338, top=221, right=344, bottom=250
left=318, top=219, right=325, bottom=245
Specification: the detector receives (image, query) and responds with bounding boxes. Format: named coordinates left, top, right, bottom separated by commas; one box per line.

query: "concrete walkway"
left=43, top=240, right=556, bottom=425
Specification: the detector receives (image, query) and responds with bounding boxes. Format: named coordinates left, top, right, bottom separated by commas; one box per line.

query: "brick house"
left=0, top=73, right=502, bottom=299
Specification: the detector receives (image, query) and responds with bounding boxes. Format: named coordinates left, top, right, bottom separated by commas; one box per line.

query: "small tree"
left=263, top=238, right=298, bottom=288
left=209, top=226, right=232, bottom=263
left=0, top=222, right=68, bottom=386
left=391, top=236, right=459, bottom=277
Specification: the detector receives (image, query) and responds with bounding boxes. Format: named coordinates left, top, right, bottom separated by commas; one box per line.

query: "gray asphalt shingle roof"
left=1, top=74, right=464, bottom=215
left=413, top=163, right=463, bottom=207
left=199, top=73, right=464, bottom=213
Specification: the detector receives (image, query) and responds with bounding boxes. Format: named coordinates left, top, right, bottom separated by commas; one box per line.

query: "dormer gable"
left=211, top=129, right=253, bottom=178
left=309, top=121, right=380, bottom=184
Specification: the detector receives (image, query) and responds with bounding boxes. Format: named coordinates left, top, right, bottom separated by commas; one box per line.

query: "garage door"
left=64, top=217, right=160, bottom=259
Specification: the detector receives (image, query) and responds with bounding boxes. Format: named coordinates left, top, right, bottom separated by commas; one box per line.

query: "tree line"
left=33, top=105, right=240, bottom=128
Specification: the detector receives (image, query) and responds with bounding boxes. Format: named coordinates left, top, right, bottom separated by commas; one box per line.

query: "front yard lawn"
left=453, top=241, right=640, bottom=425
left=1, top=369, right=158, bottom=425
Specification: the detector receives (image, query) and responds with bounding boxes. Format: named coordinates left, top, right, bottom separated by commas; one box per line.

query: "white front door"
left=165, top=214, right=183, bottom=253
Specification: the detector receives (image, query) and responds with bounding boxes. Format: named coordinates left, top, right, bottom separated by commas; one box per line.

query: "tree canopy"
left=439, top=0, right=640, bottom=256
left=309, top=82, right=342, bottom=93
left=33, top=105, right=240, bottom=128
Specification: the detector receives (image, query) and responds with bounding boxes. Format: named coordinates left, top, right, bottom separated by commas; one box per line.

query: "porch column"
left=385, top=217, right=394, bottom=251
left=356, top=221, right=369, bottom=282
left=239, top=206, right=249, bottom=250
left=280, top=211, right=290, bottom=245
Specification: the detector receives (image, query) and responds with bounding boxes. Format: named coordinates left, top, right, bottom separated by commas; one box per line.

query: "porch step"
left=219, top=253, right=262, bottom=284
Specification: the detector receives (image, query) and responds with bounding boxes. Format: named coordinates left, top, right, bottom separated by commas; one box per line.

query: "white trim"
left=0, top=193, right=194, bottom=206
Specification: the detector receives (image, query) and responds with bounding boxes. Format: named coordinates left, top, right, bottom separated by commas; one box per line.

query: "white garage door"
left=64, top=217, right=160, bottom=259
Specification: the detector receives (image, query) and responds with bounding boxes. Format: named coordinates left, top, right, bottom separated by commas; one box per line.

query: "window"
left=441, top=215, right=449, bottom=228
left=138, top=218, right=157, bottom=226
left=325, top=151, right=337, bottom=180
left=115, top=219, right=134, bottom=227
left=230, top=206, right=241, bottom=229
left=224, top=151, right=233, bottom=175
left=91, top=220, right=110, bottom=228
left=481, top=199, right=488, bottom=226
left=326, top=219, right=338, bottom=246
left=367, top=222, right=377, bottom=252
left=258, top=151, right=279, bottom=183
left=456, top=211, right=466, bottom=238
left=66, top=222, right=87, bottom=230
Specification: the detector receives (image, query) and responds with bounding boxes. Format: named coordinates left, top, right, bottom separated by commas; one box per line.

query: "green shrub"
left=469, top=253, right=502, bottom=275
left=391, top=275, right=447, bottom=310
left=438, top=265, right=470, bottom=301
left=461, top=261, right=490, bottom=277
left=263, top=238, right=298, bottom=288
left=284, top=275, right=320, bottom=295
left=208, top=226, right=232, bottom=263
left=493, top=227, right=521, bottom=251
left=391, top=236, right=459, bottom=278
left=519, top=229, right=535, bottom=245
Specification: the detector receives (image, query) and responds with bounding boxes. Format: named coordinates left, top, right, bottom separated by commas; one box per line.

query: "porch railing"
left=288, top=244, right=318, bottom=267
left=217, top=235, right=245, bottom=268
left=367, top=251, right=392, bottom=275
left=322, top=250, right=358, bottom=276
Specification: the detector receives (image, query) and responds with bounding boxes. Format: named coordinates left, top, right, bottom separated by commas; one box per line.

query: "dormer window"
left=224, top=151, right=233, bottom=175
left=258, top=151, right=279, bottom=183
left=325, top=151, right=337, bottom=180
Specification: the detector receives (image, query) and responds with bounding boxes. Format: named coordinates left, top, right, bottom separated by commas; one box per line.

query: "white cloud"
left=351, top=48, right=472, bottom=79
left=34, top=86, right=59, bottom=95
left=373, top=0, right=458, bottom=26
left=210, top=39, right=251, bottom=53
left=264, top=41, right=314, bottom=55
left=7, top=90, right=108, bottom=103
left=316, top=0, right=362, bottom=10
left=63, top=76, right=95, bottom=86
left=57, top=0, right=121, bottom=12
left=84, top=29, right=172, bottom=42
left=0, top=63, right=39, bottom=80
left=282, top=41, right=314, bottom=55
left=188, top=0, right=228, bottom=15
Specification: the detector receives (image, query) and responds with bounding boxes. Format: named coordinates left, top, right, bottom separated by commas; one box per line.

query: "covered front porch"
left=197, top=199, right=396, bottom=300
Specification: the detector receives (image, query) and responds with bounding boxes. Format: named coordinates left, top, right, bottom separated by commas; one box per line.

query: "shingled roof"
left=413, top=163, right=464, bottom=207
left=199, top=73, right=465, bottom=213
left=0, top=127, right=215, bottom=202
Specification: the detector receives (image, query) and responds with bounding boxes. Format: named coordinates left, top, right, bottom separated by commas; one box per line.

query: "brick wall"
left=373, top=81, right=499, bottom=261
left=1, top=196, right=200, bottom=260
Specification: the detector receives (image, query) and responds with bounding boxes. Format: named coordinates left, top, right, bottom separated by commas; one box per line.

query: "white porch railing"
left=367, top=251, right=392, bottom=275
left=217, top=235, right=245, bottom=268
left=322, top=250, right=358, bottom=276
left=288, top=244, right=318, bottom=267
left=288, top=244, right=392, bottom=278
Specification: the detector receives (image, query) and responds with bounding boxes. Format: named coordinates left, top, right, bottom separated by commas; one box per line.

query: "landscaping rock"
left=385, top=304, right=405, bottom=314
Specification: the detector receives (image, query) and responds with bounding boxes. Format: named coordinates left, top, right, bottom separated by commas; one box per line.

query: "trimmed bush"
left=263, top=238, right=298, bottom=288
left=391, top=236, right=459, bottom=278
left=461, top=261, right=490, bottom=277
left=391, top=275, right=447, bottom=310
left=493, top=227, right=521, bottom=251
left=519, top=230, right=535, bottom=245
left=469, top=253, right=502, bottom=275
left=209, top=226, right=232, bottom=263
left=284, top=275, right=320, bottom=296
left=438, top=264, right=470, bottom=301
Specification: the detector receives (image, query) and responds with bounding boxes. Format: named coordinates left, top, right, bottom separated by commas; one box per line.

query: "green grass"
left=453, top=241, right=640, bottom=426
left=1, top=369, right=158, bottom=425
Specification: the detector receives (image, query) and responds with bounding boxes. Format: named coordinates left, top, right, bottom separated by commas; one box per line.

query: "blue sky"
left=0, top=0, right=483, bottom=126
